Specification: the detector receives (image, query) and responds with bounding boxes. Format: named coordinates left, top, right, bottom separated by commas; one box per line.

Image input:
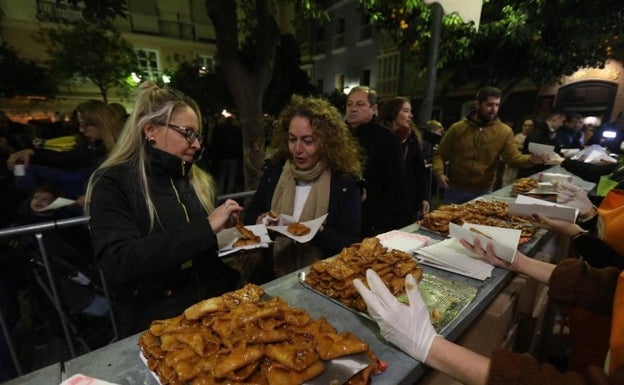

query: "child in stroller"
left=9, top=186, right=111, bottom=352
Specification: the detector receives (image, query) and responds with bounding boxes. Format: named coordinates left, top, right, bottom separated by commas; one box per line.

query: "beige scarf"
left=271, top=159, right=331, bottom=221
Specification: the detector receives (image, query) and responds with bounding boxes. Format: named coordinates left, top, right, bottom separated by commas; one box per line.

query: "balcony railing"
left=358, top=24, right=374, bottom=42
left=331, top=33, right=345, bottom=50
left=36, top=0, right=84, bottom=23
left=312, top=41, right=327, bottom=57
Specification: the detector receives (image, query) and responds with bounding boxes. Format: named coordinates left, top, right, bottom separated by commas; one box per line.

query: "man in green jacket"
left=432, top=86, right=545, bottom=204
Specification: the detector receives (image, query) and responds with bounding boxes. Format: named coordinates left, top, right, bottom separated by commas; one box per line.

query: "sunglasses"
left=153, top=121, right=203, bottom=144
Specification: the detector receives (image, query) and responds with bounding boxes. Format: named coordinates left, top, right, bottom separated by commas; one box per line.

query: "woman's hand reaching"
left=208, top=199, right=242, bottom=233
left=531, top=213, right=584, bottom=238
left=459, top=238, right=519, bottom=271
left=460, top=237, right=555, bottom=286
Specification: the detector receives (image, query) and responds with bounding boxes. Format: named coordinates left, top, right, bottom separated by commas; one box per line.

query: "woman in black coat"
left=86, top=82, right=241, bottom=337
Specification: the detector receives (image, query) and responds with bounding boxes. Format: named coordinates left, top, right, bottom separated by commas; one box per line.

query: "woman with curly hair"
left=245, top=95, right=364, bottom=277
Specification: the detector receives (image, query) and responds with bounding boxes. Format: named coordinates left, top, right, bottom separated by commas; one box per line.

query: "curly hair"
left=269, top=95, right=364, bottom=179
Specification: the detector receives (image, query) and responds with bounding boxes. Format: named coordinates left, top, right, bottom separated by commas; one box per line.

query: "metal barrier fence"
left=216, top=189, right=256, bottom=203
left=0, top=189, right=257, bottom=376
left=0, top=216, right=99, bottom=376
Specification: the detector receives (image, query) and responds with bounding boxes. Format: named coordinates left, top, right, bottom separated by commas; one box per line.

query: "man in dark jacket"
left=345, top=86, right=406, bottom=237
left=519, top=111, right=566, bottom=177
left=588, top=111, right=624, bottom=154
left=556, top=112, right=585, bottom=149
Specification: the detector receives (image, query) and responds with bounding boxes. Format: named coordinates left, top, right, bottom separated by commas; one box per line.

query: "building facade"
left=0, top=0, right=217, bottom=121
left=297, top=0, right=624, bottom=129
left=298, top=0, right=381, bottom=97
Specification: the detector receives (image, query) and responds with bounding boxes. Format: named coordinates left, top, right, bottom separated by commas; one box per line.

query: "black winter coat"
left=351, top=120, right=406, bottom=237
left=88, top=146, right=239, bottom=336
left=519, top=123, right=562, bottom=178
left=397, top=130, right=429, bottom=227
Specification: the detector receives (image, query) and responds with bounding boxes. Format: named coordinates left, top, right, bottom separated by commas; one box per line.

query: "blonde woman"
left=86, top=82, right=241, bottom=337
left=7, top=100, right=123, bottom=202
left=245, top=95, right=364, bottom=277
left=7, top=99, right=122, bottom=169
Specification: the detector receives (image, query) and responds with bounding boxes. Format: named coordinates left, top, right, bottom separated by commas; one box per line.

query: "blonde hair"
left=426, top=120, right=443, bottom=132
left=75, top=99, right=123, bottom=153
left=270, top=95, right=363, bottom=178
left=86, top=82, right=215, bottom=229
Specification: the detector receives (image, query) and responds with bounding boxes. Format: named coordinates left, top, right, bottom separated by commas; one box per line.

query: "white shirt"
left=293, top=181, right=313, bottom=221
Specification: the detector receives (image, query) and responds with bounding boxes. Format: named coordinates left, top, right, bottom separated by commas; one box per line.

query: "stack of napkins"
left=376, top=230, right=430, bottom=253
left=417, top=223, right=520, bottom=280
left=508, top=195, right=578, bottom=222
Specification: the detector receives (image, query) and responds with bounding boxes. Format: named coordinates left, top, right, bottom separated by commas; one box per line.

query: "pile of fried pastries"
left=511, top=177, right=540, bottom=195
left=418, top=199, right=538, bottom=241
left=139, top=284, right=380, bottom=385
left=304, top=237, right=424, bottom=312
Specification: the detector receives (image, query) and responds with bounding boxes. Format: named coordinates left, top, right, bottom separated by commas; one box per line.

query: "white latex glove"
left=544, top=152, right=564, bottom=165
left=353, top=269, right=437, bottom=362
left=556, top=181, right=593, bottom=215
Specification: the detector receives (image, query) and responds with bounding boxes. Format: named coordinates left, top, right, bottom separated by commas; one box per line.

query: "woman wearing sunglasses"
left=86, top=82, right=241, bottom=337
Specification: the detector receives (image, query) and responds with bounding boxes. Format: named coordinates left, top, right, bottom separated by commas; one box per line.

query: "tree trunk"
left=98, top=85, right=108, bottom=103
left=206, top=0, right=280, bottom=191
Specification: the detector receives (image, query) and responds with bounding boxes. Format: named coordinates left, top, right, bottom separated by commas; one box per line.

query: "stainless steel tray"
left=299, top=271, right=477, bottom=333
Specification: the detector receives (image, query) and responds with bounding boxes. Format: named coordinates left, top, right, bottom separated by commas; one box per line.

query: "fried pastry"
left=233, top=221, right=261, bottom=247
left=287, top=222, right=311, bottom=236
left=139, top=284, right=377, bottom=385
left=233, top=236, right=261, bottom=247
left=417, top=198, right=538, bottom=243
left=511, top=177, right=540, bottom=193
left=469, top=227, right=492, bottom=239
left=184, top=284, right=264, bottom=320
left=304, top=237, right=424, bottom=312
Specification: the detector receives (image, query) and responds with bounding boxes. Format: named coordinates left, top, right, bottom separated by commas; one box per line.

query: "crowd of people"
left=1, top=82, right=623, bottom=385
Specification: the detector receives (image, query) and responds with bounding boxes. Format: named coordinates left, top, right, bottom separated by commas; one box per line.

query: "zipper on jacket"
left=169, top=178, right=190, bottom=223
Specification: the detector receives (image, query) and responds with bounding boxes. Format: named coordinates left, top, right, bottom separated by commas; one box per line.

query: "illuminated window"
left=136, top=49, right=160, bottom=82
left=335, top=74, right=345, bottom=92
left=197, top=55, right=214, bottom=75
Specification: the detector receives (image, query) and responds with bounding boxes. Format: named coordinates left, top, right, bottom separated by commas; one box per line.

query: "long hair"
left=75, top=99, right=122, bottom=154
left=86, top=82, right=216, bottom=229
left=269, top=95, right=364, bottom=179
left=379, top=96, right=424, bottom=150
left=378, top=96, right=409, bottom=129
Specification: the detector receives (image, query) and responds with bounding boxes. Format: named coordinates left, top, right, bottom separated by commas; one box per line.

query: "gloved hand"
left=544, top=153, right=564, bottom=165
left=353, top=269, right=437, bottom=362
left=556, top=181, right=594, bottom=216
